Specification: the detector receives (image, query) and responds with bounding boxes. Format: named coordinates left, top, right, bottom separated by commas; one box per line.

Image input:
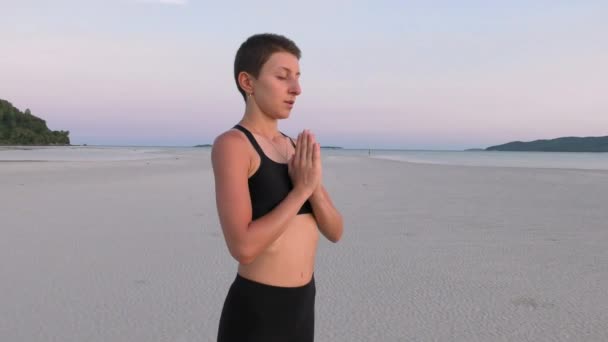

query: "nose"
left=289, top=79, right=301, bottom=96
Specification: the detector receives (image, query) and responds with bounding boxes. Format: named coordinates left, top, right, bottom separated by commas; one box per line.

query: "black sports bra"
left=233, top=124, right=314, bottom=220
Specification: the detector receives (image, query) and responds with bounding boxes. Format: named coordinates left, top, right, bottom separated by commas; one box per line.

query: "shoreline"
left=3, top=146, right=608, bottom=171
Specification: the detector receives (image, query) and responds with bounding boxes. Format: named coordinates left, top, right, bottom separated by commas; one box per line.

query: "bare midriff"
left=238, top=213, right=319, bottom=287
left=236, top=133, right=319, bottom=287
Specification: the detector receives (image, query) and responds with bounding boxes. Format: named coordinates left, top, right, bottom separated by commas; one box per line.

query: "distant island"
left=486, top=136, right=608, bottom=152
left=194, top=144, right=212, bottom=147
left=0, top=98, right=70, bottom=145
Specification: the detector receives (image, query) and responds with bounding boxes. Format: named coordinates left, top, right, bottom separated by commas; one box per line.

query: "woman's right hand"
left=288, top=129, right=322, bottom=198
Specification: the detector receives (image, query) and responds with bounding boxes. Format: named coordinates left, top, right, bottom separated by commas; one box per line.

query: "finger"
left=295, top=132, right=302, bottom=163
left=313, top=142, right=320, bottom=165
left=300, top=130, right=308, bottom=165
left=307, top=132, right=315, bottom=163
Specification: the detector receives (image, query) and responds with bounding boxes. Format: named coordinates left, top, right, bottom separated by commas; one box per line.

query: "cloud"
left=137, top=0, right=188, bottom=5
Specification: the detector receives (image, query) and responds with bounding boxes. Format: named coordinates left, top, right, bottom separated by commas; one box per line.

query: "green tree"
left=0, top=98, right=70, bottom=145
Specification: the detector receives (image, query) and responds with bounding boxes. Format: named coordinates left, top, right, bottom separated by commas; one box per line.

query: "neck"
left=239, top=105, right=280, bottom=139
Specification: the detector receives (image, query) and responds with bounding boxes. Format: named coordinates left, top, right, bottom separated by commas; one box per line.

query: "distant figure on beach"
left=211, top=33, right=344, bottom=341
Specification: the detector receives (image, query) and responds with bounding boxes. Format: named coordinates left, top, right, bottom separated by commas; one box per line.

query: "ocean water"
left=323, top=149, right=608, bottom=171
left=3, top=146, right=607, bottom=171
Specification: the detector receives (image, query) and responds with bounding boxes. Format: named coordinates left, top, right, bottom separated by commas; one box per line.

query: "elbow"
left=328, top=229, right=343, bottom=243
left=223, top=225, right=258, bottom=265
left=332, top=216, right=344, bottom=243
left=325, top=218, right=344, bottom=243
left=229, top=244, right=257, bottom=265
left=236, top=253, right=256, bottom=265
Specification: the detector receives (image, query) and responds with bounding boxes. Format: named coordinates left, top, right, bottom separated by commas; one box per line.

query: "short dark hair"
left=234, top=33, right=301, bottom=101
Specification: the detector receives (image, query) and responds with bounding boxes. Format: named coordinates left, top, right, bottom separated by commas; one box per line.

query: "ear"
left=238, top=71, right=255, bottom=95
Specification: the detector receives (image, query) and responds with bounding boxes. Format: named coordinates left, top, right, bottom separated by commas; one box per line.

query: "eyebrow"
left=278, top=66, right=301, bottom=76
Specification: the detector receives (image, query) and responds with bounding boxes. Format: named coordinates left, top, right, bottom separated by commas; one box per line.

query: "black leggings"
left=217, top=273, right=316, bottom=342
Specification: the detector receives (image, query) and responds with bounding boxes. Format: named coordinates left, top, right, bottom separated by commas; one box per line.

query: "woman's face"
left=252, top=51, right=301, bottom=119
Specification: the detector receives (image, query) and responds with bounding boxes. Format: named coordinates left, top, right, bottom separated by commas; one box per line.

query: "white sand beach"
left=1, top=147, right=607, bottom=341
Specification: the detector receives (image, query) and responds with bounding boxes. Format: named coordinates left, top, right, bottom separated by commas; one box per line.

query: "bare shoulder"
left=211, top=129, right=255, bottom=261
left=211, top=129, right=250, bottom=165
left=213, top=129, right=249, bottom=149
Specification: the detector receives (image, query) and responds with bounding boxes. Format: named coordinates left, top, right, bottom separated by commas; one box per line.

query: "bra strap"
left=233, top=124, right=265, bottom=158
left=280, top=132, right=296, bottom=148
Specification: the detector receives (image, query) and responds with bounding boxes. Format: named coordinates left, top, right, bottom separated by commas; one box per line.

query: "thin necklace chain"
left=250, top=128, right=291, bottom=161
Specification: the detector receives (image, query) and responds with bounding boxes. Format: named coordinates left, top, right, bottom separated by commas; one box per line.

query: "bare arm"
left=211, top=130, right=319, bottom=264
left=309, top=184, right=343, bottom=243
left=289, top=131, right=343, bottom=242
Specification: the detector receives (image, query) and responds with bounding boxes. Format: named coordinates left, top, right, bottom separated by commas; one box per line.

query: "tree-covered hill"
left=486, top=136, right=608, bottom=152
left=0, top=99, right=70, bottom=145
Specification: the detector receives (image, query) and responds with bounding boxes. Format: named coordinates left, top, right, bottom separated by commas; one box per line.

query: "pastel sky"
left=1, top=0, right=607, bottom=149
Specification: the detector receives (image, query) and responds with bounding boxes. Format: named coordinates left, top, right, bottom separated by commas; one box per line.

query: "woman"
left=212, top=33, right=344, bottom=341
